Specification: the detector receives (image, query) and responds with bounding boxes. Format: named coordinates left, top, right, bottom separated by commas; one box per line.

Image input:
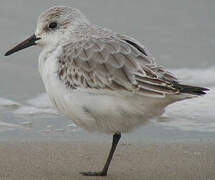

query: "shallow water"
left=0, top=0, right=214, bottom=141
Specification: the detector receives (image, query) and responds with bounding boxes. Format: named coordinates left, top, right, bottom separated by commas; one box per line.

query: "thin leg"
left=80, top=133, right=121, bottom=176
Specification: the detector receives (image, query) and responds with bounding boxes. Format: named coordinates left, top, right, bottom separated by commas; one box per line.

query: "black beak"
left=5, top=34, right=41, bottom=56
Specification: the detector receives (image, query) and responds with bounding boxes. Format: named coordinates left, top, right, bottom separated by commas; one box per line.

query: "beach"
left=0, top=141, right=214, bottom=180
left=1, top=0, right=215, bottom=180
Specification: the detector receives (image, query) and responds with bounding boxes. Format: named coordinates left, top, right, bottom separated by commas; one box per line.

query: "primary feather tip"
left=173, top=83, right=209, bottom=95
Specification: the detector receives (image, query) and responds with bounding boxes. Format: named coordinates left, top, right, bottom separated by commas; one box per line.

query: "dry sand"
left=0, top=141, right=214, bottom=180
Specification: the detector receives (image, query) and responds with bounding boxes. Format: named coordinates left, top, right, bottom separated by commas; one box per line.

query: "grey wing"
left=116, top=34, right=178, bottom=82
left=58, top=36, right=179, bottom=97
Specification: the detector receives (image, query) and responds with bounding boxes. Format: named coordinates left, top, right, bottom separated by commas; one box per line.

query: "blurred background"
left=0, top=0, right=214, bottom=141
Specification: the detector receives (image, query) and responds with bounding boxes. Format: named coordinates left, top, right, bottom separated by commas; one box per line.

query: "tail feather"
left=173, top=83, right=209, bottom=95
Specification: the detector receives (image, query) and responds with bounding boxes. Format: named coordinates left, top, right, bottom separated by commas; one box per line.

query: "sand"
left=0, top=141, right=214, bottom=180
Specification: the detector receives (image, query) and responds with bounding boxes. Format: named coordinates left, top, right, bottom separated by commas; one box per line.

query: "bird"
left=5, top=6, right=209, bottom=176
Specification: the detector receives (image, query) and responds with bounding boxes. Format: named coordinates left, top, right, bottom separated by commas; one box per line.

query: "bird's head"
left=5, top=6, right=90, bottom=56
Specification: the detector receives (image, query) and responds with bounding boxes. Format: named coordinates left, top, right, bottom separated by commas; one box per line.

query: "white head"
left=5, top=6, right=90, bottom=56
left=36, top=6, right=90, bottom=47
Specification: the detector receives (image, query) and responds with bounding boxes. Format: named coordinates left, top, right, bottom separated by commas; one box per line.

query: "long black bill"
left=5, top=34, right=40, bottom=56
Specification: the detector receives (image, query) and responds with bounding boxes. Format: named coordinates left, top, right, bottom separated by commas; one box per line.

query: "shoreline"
left=0, top=141, right=214, bottom=180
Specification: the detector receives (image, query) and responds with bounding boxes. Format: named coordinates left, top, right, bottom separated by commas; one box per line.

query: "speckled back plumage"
left=57, top=31, right=179, bottom=98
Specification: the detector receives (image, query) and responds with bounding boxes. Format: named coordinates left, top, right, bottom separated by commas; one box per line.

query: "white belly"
left=39, top=48, right=169, bottom=134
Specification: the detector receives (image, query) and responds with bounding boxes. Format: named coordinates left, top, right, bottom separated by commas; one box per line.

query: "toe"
left=80, top=171, right=107, bottom=176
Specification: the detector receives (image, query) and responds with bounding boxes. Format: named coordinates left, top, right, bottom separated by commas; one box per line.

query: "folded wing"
left=57, top=36, right=179, bottom=97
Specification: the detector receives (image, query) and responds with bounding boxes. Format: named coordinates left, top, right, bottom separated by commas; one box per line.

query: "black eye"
left=48, top=22, right=58, bottom=29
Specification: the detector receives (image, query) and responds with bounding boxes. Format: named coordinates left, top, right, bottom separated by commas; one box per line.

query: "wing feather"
left=58, top=36, right=179, bottom=97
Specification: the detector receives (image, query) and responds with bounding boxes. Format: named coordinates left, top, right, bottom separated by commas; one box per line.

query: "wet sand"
left=0, top=141, right=214, bottom=180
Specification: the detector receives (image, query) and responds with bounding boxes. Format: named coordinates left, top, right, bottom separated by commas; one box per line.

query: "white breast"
left=39, top=46, right=67, bottom=112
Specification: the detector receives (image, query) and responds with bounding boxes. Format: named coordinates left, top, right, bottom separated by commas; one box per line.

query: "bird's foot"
left=80, top=171, right=107, bottom=176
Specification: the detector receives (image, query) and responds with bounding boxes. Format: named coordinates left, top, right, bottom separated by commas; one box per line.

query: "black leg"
left=80, top=133, right=121, bottom=176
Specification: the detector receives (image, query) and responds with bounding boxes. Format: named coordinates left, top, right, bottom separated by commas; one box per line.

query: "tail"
left=173, top=82, right=209, bottom=95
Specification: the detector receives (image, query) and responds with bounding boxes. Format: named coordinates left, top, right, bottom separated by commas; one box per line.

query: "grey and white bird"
left=5, top=6, right=208, bottom=176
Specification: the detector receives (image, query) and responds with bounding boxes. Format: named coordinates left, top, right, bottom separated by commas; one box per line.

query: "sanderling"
left=5, top=6, right=208, bottom=176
